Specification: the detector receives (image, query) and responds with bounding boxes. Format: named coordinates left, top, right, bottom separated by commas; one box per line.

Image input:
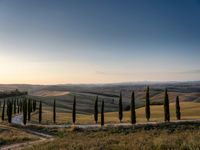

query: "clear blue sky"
left=0, top=0, right=200, bottom=84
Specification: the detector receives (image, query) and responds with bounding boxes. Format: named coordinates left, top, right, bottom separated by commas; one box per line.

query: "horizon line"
left=0, top=80, right=200, bottom=86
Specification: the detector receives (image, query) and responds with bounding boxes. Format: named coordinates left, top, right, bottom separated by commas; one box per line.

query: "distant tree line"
left=1, top=95, right=37, bottom=125
left=0, top=89, right=28, bottom=98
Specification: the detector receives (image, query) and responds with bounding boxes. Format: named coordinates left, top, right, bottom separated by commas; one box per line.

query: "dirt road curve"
left=0, top=124, right=54, bottom=150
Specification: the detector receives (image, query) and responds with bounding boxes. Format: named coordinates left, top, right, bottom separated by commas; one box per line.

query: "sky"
left=0, top=0, right=200, bottom=84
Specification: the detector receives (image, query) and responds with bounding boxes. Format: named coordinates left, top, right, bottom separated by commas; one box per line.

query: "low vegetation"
left=0, top=125, right=37, bottom=147
left=25, top=122, right=200, bottom=150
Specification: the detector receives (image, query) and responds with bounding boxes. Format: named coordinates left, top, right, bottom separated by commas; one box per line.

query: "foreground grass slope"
left=0, top=125, right=37, bottom=147
left=25, top=122, right=200, bottom=150
left=30, top=102, right=200, bottom=125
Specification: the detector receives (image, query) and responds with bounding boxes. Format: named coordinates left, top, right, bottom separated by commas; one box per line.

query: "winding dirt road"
left=1, top=131, right=54, bottom=150
left=0, top=116, right=54, bottom=150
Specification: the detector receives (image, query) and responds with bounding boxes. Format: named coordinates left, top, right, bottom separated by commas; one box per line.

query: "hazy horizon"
left=1, top=0, right=200, bottom=84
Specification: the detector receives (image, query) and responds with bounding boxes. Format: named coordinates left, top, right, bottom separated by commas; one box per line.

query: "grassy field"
left=30, top=102, right=200, bottom=125
left=28, top=89, right=200, bottom=114
left=24, top=122, right=200, bottom=150
left=0, top=125, right=38, bottom=147
left=1, top=82, right=200, bottom=116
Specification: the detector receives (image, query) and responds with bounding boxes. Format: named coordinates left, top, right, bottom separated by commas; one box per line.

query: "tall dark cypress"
left=53, top=99, right=56, bottom=123
left=30, top=99, right=32, bottom=110
left=7, top=100, right=10, bottom=122
left=119, top=91, right=123, bottom=122
left=39, top=101, right=42, bottom=123
left=28, top=99, right=31, bottom=121
left=2, top=100, right=5, bottom=121
left=131, top=91, right=136, bottom=124
left=145, top=86, right=150, bottom=121
left=16, top=98, right=18, bottom=108
left=101, top=100, right=104, bottom=127
left=176, top=96, right=181, bottom=120
left=33, top=100, right=36, bottom=112
left=20, top=100, right=23, bottom=113
left=72, top=96, right=76, bottom=125
left=7, top=100, right=12, bottom=123
left=34, top=100, right=37, bottom=111
left=164, top=89, right=170, bottom=122
left=32, top=100, right=34, bottom=112
left=94, top=96, right=98, bottom=124
left=14, top=99, right=16, bottom=114
left=10, top=100, right=13, bottom=123
left=17, top=99, right=20, bottom=114
left=6, top=100, right=8, bottom=119
left=23, top=99, right=27, bottom=125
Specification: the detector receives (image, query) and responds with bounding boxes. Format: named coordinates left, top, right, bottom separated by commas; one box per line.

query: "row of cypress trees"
left=51, top=96, right=105, bottom=126
left=50, top=87, right=180, bottom=126
left=1, top=97, right=37, bottom=124
left=145, top=87, right=181, bottom=122
left=100, top=87, right=180, bottom=125
left=1, top=87, right=180, bottom=125
left=0, top=87, right=182, bottom=126
left=22, top=98, right=38, bottom=125
left=144, top=88, right=181, bottom=122
left=1, top=98, right=24, bottom=123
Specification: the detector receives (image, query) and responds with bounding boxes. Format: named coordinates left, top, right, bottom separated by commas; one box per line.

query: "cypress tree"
left=32, top=100, right=35, bottom=112
left=23, top=99, right=27, bottom=125
left=101, top=100, right=104, bottom=127
left=10, top=100, right=13, bottom=123
left=94, top=96, right=98, bottom=124
left=131, top=91, right=136, bottom=124
left=30, top=99, right=33, bottom=113
left=17, top=100, right=20, bottom=114
left=33, top=100, right=36, bottom=112
left=7, top=100, right=9, bottom=122
left=39, top=101, right=42, bottom=123
left=7, top=100, right=12, bottom=123
left=145, top=86, right=150, bottom=121
left=2, top=100, right=5, bottom=121
left=14, top=99, right=16, bottom=114
left=72, top=96, right=76, bottom=125
left=16, top=98, right=18, bottom=108
left=119, top=91, right=123, bottom=122
left=53, top=99, right=56, bottom=123
left=164, top=89, right=170, bottom=122
left=20, top=100, right=23, bottom=113
left=6, top=100, right=9, bottom=117
left=28, top=99, right=31, bottom=121
left=32, top=100, right=34, bottom=112
left=176, top=96, right=181, bottom=120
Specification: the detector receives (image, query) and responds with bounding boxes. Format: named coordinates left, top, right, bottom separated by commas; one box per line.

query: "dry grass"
left=33, top=90, right=70, bottom=97
left=25, top=122, right=200, bottom=150
left=0, top=125, right=38, bottom=147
